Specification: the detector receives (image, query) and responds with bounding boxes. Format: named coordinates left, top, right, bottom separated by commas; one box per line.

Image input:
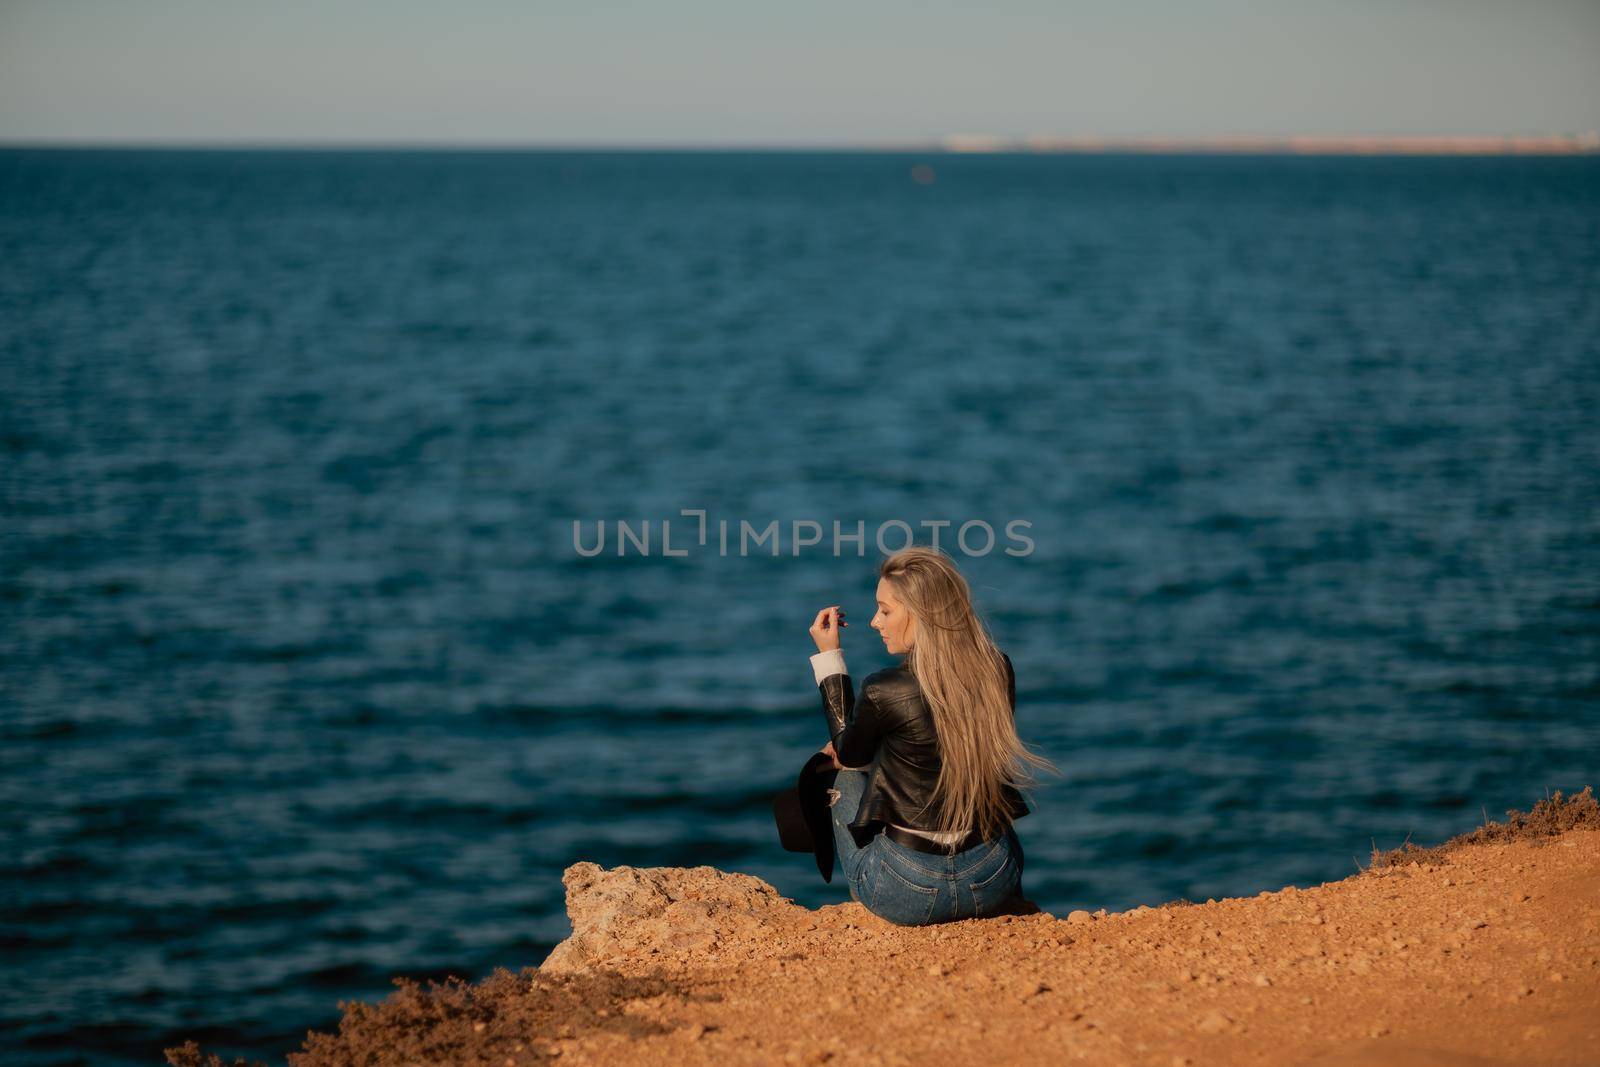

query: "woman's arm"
left=809, top=648, right=888, bottom=768
left=806, top=606, right=885, bottom=768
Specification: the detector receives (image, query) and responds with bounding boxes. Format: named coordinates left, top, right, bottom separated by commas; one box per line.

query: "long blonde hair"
left=881, top=546, right=1056, bottom=839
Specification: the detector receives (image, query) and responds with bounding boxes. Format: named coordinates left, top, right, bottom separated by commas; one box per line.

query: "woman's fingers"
left=809, top=606, right=846, bottom=649
left=810, top=606, right=846, bottom=652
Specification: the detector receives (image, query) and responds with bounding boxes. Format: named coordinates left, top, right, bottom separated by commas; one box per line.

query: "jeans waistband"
left=883, top=823, right=989, bottom=855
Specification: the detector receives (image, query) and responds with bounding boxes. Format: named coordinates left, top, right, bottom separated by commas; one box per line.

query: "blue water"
left=2, top=149, right=1597, bottom=1065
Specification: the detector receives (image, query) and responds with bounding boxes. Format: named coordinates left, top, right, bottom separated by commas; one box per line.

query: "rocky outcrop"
left=168, top=788, right=1600, bottom=1067
left=541, top=862, right=807, bottom=973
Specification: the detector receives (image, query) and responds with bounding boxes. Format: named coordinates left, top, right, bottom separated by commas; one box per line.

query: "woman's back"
left=813, top=651, right=1030, bottom=849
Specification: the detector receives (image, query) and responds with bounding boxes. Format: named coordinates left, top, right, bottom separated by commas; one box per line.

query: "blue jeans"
left=827, top=767, right=1024, bottom=926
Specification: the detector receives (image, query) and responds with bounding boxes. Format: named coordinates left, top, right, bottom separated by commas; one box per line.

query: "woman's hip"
left=850, top=827, right=1022, bottom=925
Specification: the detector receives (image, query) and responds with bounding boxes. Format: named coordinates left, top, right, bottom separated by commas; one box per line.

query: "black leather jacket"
left=817, top=651, right=1030, bottom=847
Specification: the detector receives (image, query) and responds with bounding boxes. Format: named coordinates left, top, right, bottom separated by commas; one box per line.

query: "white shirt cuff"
left=809, top=648, right=847, bottom=686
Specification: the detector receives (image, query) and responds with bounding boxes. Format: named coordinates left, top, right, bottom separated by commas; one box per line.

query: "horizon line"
left=2, top=132, right=1597, bottom=156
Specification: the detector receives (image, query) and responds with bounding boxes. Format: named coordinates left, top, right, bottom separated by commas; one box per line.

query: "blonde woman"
left=806, top=545, right=1054, bottom=925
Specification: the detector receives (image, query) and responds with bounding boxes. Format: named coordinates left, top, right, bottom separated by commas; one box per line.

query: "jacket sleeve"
left=808, top=650, right=890, bottom=769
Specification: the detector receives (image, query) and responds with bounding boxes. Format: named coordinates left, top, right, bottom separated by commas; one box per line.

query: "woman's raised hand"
left=808, top=605, right=847, bottom=653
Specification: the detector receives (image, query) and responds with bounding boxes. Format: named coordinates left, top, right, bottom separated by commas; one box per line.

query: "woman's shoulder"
left=863, top=651, right=1011, bottom=702
left=861, top=663, right=919, bottom=703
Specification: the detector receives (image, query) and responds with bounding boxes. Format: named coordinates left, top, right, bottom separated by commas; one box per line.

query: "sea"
left=2, top=148, right=1597, bottom=1065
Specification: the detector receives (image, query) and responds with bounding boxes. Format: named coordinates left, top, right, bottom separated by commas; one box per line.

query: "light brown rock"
left=540, top=861, right=800, bottom=973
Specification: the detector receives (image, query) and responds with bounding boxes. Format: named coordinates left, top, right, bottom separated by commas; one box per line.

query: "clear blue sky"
left=2, top=0, right=1597, bottom=146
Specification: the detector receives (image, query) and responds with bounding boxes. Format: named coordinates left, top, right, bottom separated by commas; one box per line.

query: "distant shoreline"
left=947, top=132, right=1600, bottom=156
left=3, top=133, right=1597, bottom=155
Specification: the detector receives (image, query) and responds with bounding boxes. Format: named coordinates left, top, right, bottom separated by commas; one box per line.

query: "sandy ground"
left=170, top=789, right=1600, bottom=1067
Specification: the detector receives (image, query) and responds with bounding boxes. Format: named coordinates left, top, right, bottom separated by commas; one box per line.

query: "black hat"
left=772, top=750, right=839, bottom=882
